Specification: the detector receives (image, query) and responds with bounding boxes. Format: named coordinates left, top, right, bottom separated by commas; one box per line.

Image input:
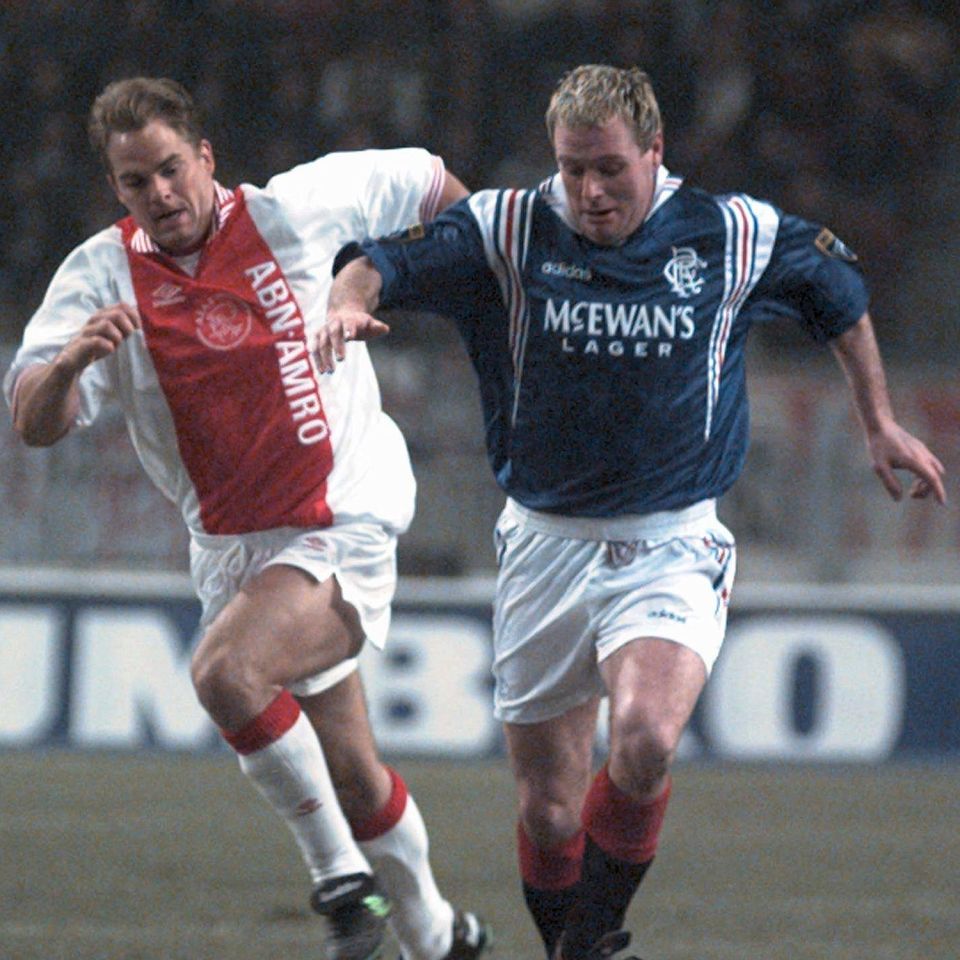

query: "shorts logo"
left=301, top=534, right=328, bottom=555
left=195, top=294, right=253, bottom=350
left=606, top=541, right=638, bottom=567
left=648, top=609, right=688, bottom=623
left=663, top=246, right=706, bottom=298
left=295, top=797, right=322, bottom=817
left=814, top=227, right=858, bottom=262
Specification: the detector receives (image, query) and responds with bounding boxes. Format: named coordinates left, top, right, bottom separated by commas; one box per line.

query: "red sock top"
left=582, top=765, right=672, bottom=864
left=517, top=821, right=586, bottom=890
left=351, top=766, right=409, bottom=842
left=221, top=689, right=301, bottom=755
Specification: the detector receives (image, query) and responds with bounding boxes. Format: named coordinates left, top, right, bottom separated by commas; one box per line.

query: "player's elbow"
left=10, top=369, right=79, bottom=446
left=17, top=427, right=63, bottom=448
left=13, top=413, right=69, bottom=447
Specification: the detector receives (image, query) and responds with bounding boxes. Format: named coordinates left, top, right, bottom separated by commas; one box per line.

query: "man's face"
left=107, top=119, right=216, bottom=256
left=554, top=116, right=663, bottom=247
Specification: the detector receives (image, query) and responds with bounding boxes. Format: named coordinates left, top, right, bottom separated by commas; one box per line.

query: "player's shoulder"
left=265, top=148, right=434, bottom=189
left=473, top=178, right=547, bottom=203
left=460, top=180, right=544, bottom=229
left=662, top=183, right=786, bottom=243
left=76, top=221, right=125, bottom=253
left=473, top=174, right=569, bottom=222
left=54, top=223, right=126, bottom=279
left=706, top=186, right=786, bottom=226
left=672, top=181, right=776, bottom=216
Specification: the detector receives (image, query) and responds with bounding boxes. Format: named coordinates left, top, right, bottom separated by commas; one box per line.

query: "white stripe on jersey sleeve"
left=704, top=194, right=779, bottom=440
left=466, top=188, right=537, bottom=427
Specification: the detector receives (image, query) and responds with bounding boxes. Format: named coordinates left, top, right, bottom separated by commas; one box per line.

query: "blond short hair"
left=545, top=64, right=662, bottom=150
left=88, top=76, right=204, bottom=171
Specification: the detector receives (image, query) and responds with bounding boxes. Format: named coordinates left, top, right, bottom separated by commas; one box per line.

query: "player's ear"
left=199, top=138, right=215, bottom=176
left=648, top=131, right=664, bottom=164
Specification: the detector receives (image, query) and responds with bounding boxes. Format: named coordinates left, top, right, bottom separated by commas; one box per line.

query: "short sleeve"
left=747, top=214, right=869, bottom=341
left=263, top=148, right=446, bottom=245
left=3, top=230, right=123, bottom=425
left=356, top=196, right=494, bottom=316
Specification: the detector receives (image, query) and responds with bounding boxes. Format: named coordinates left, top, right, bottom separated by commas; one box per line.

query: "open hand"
left=314, top=309, right=391, bottom=373
left=867, top=420, right=947, bottom=504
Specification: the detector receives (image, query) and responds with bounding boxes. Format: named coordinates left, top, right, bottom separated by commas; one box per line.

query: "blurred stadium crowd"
left=0, top=0, right=957, bottom=579
left=1, top=0, right=958, bottom=336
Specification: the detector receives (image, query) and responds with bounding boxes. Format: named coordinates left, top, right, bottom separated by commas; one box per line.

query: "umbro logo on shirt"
left=151, top=282, right=186, bottom=307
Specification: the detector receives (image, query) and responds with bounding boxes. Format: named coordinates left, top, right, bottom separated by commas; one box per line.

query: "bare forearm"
left=12, top=303, right=139, bottom=446
left=328, top=257, right=384, bottom=314
left=829, top=312, right=894, bottom=433
left=12, top=358, right=82, bottom=446
left=830, top=311, right=946, bottom=503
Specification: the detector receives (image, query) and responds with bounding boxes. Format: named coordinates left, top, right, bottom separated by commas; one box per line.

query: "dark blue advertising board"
left=1, top=572, right=957, bottom=761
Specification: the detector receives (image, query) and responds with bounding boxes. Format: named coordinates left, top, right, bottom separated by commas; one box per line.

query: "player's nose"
left=148, top=174, right=173, bottom=203
left=580, top=170, right=605, bottom=200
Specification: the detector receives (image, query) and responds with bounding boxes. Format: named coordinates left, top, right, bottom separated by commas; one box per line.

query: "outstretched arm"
left=12, top=302, right=140, bottom=446
left=315, top=168, right=469, bottom=374
left=315, top=257, right=391, bottom=373
left=830, top=312, right=946, bottom=503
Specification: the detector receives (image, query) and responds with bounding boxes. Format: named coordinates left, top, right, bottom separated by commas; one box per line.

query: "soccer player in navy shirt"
left=318, top=65, right=946, bottom=960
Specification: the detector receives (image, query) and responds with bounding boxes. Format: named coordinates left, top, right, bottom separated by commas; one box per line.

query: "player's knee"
left=609, top=721, right=676, bottom=795
left=519, top=793, right=581, bottom=848
left=190, top=642, right=255, bottom=718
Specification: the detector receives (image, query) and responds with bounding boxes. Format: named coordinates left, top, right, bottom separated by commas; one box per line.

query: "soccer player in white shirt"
left=4, top=76, right=490, bottom=960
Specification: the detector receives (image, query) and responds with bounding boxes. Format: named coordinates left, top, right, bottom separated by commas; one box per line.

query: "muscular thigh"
left=191, top=522, right=398, bottom=687
left=196, top=563, right=362, bottom=689
left=601, top=637, right=707, bottom=745
left=491, top=505, right=736, bottom=727
left=594, top=529, right=736, bottom=675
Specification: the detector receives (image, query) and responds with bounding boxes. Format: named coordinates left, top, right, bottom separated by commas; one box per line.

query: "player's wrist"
left=50, top=348, right=85, bottom=383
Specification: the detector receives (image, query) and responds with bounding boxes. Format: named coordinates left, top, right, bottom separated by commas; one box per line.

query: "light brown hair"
left=545, top=64, right=662, bottom=150
left=88, top=77, right=204, bottom=170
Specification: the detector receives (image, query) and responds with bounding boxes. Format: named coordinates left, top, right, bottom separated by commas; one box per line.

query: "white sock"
left=226, top=691, right=370, bottom=886
left=359, top=787, right=454, bottom=960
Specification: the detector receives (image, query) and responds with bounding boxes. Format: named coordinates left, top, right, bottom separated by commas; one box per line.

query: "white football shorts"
left=189, top=521, right=398, bottom=696
left=492, top=497, right=737, bottom=724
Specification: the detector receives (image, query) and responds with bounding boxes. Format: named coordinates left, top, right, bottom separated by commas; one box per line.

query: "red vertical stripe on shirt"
left=121, top=193, right=334, bottom=534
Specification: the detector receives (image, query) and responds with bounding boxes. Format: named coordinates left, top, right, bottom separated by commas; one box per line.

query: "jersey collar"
left=544, top=165, right=683, bottom=238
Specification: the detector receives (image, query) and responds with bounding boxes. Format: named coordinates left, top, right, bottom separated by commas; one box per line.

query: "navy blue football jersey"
left=344, top=169, right=868, bottom=517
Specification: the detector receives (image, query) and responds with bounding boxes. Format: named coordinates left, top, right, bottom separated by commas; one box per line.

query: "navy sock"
left=523, top=882, right=579, bottom=958
left=560, top=835, right=652, bottom=958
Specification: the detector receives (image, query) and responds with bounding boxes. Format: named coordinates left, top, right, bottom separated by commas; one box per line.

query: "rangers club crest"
left=663, top=246, right=706, bottom=298
left=195, top=293, right=253, bottom=350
